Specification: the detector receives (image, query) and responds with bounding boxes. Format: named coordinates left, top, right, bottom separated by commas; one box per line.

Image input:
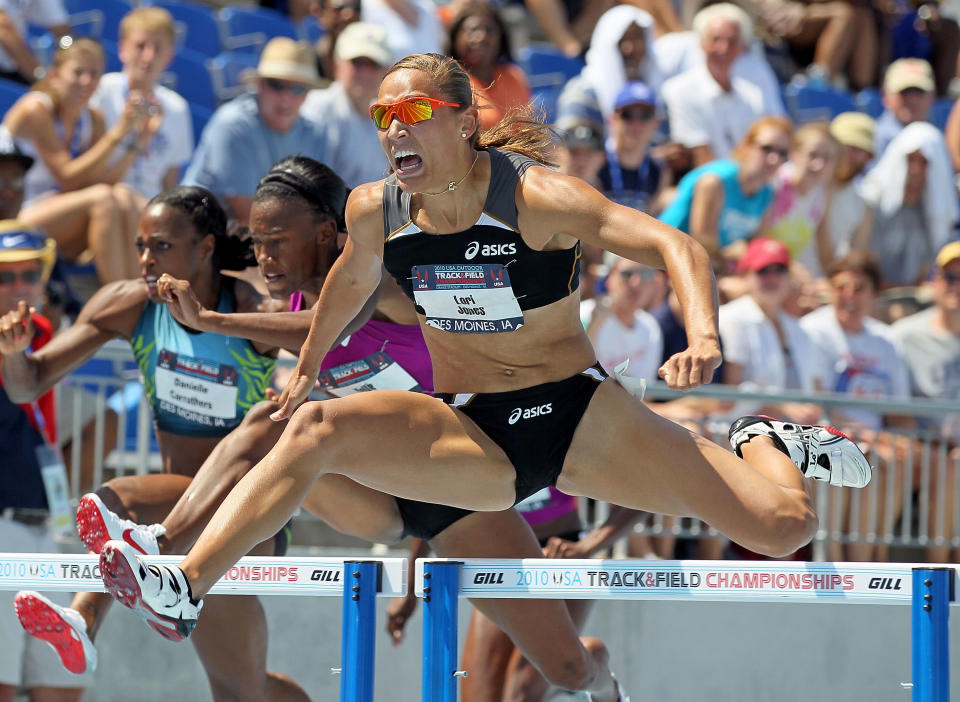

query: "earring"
left=461, top=132, right=467, bottom=138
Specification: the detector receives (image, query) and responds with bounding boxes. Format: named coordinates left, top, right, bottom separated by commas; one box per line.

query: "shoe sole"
left=14, top=592, right=90, bottom=674
left=99, top=543, right=185, bottom=642
left=76, top=494, right=111, bottom=554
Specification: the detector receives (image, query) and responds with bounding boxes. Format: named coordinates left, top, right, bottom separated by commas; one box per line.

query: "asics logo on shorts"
left=465, top=241, right=517, bottom=260
left=508, top=403, right=552, bottom=424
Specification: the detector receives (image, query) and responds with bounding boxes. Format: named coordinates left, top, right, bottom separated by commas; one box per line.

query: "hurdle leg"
left=422, top=561, right=462, bottom=702
left=911, top=567, right=953, bottom=702
left=340, top=561, right=380, bottom=702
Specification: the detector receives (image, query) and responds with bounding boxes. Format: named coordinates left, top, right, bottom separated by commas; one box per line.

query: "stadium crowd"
left=2, top=0, right=960, bottom=697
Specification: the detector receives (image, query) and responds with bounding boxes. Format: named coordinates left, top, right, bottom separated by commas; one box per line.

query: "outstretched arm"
left=517, top=166, right=721, bottom=390
left=270, top=184, right=386, bottom=420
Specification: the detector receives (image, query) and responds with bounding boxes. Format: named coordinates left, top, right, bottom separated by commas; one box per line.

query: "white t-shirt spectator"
left=581, top=298, right=664, bottom=380
left=90, top=73, right=193, bottom=198
left=800, top=305, right=910, bottom=429
left=361, top=0, right=442, bottom=64
left=301, top=82, right=387, bottom=188
left=0, top=0, right=67, bottom=73
left=719, top=294, right=823, bottom=417
left=661, top=64, right=766, bottom=158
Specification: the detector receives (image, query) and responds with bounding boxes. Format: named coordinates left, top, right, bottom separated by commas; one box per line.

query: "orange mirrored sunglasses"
left=369, top=97, right=461, bottom=129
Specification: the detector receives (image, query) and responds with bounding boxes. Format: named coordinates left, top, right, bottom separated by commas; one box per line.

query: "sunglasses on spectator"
left=940, top=272, right=960, bottom=284
left=0, top=175, right=24, bottom=190
left=0, top=269, right=42, bottom=285
left=616, top=107, right=656, bottom=122
left=757, top=143, right=789, bottom=160
left=350, top=57, right=381, bottom=70
left=755, top=263, right=789, bottom=276
left=619, top=268, right=657, bottom=281
left=369, top=97, right=460, bottom=128
left=263, top=79, right=309, bottom=95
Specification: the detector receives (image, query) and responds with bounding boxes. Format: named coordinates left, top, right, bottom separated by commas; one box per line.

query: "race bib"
left=155, top=349, right=239, bottom=423
left=412, top=264, right=523, bottom=334
left=317, top=351, right=421, bottom=397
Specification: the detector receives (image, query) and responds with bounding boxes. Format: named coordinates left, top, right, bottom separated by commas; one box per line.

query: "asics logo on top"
left=465, top=241, right=517, bottom=260
left=508, top=403, right=552, bottom=424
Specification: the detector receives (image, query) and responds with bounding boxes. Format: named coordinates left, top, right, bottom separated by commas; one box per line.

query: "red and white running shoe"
left=14, top=591, right=97, bottom=674
left=728, top=415, right=872, bottom=488
left=99, top=540, right=201, bottom=642
left=76, top=493, right=164, bottom=556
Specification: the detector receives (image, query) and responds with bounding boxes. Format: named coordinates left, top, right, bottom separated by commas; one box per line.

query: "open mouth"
left=143, top=275, right=158, bottom=296
left=393, top=149, right=424, bottom=177
left=262, top=273, right=286, bottom=287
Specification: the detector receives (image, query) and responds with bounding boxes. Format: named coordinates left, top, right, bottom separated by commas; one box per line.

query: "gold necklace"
left=421, top=150, right=480, bottom=195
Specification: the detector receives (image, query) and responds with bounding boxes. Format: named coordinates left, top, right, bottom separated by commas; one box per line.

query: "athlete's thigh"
left=429, top=510, right=583, bottom=664
left=301, top=474, right=404, bottom=543
left=301, top=390, right=516, bottom=510
left=557, top=379, right=752, bottom=518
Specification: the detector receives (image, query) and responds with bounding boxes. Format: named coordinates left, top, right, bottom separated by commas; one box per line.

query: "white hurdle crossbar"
left=416, top=559, right=957, bottom=702
left=0, top=553, right=407, bottom=702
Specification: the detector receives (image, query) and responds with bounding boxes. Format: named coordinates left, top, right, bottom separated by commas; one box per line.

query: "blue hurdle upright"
left=417, top=559, right=956, bottom=702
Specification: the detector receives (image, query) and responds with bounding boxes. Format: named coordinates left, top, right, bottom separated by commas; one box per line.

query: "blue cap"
left=0, top=221, right=56, bottom=278
left=613, top=81, right=656, bottom=111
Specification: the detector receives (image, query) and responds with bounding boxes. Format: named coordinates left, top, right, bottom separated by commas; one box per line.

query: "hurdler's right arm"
left=0, top=281, right=145, bottom=402
left=269, top=184, right=387, bottom=420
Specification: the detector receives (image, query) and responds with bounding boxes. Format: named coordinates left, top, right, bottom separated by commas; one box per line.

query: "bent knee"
left=759, top=499, right=818, bottom=557
left=537, top=647, right=594, bottom=692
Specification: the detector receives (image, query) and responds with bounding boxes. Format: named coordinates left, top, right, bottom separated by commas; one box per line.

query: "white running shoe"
left=76, top=493, right=164, bottom=556
left=14, top=591, right=97, bottom=674
left=728, top=415, right=872, bottom=488
left=99, top=540, right=202, bottom=642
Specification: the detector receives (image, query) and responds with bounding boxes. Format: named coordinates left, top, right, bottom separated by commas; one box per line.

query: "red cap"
left=737, top=237, right=790, bottom=274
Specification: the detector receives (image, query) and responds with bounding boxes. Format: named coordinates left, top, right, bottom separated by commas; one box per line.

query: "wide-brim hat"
left=247, top=37, right=323, bottom=88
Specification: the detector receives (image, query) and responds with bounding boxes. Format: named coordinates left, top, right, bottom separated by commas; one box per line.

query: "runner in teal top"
left=131, top=280, right=275, bottom=437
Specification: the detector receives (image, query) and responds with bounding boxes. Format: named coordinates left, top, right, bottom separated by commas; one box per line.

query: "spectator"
left=301, top=22, right=390, bottom=188
left=0, top=0, right=70, bottom=85
left=752, top=0, right=879, bottom=90
left=825, top=111, right=875, bottom=264
left=361, top=0, right=442, bottom=63
left=861, top=121, right=958, bottom=287
left=661, top=3, right=769, bottom=165
left=579, top=5, right=662, bottom=121
left=800, top=252, right=912, bottom=561
left=447, top=2, right=530, bottom=131
left=308, top=0, right=361, bottom=82
left=90, top=7, right=193, bottom=201
left=556, top=121, right=605, bottom=189
left=0, top=224, right=92, bottom=696
left=892, top=240, right=960, bottom=561
left=766, top=121, right=839, bottom=277
left=3, top=38, right=152, bottom=284
left=183, top=38, right=329, bottom=225
left=598, top=81, right=668, bottom=214
left=719, top=237, right=825, bottom=422
left=659, top=116, right=792, bottom=267
left=582, top=253, right=664, bottom=382
left=875, top=58, right=936, bottom=158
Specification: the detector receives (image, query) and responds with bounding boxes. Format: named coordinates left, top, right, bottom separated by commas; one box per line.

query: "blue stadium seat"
left=218, top=5, right=298, bottom=54
left=516, top=44, right=583, bottom=83
left=208, top=50, right=258, bottom=102
left=931, top=97, right=955, bottom=131
left=188, top=102, right=213, bottom=146
left=160, top=49, right=217, bottom=110
left=0, top=78, right=27, bottom=117
left=783, top=82, right=857, bottom=124
left=855, top=87, right=884, bottom=118
left=530, top=82, right=561, bottom=124
left=62, top=0, right=133, bottom=42
left=298, top=16, right=325, bottom=44
left=146, top=1, right=223, bottom=57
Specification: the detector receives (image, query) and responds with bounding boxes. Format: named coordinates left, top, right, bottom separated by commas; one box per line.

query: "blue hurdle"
left=417, top=559, right=957, bottom=702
